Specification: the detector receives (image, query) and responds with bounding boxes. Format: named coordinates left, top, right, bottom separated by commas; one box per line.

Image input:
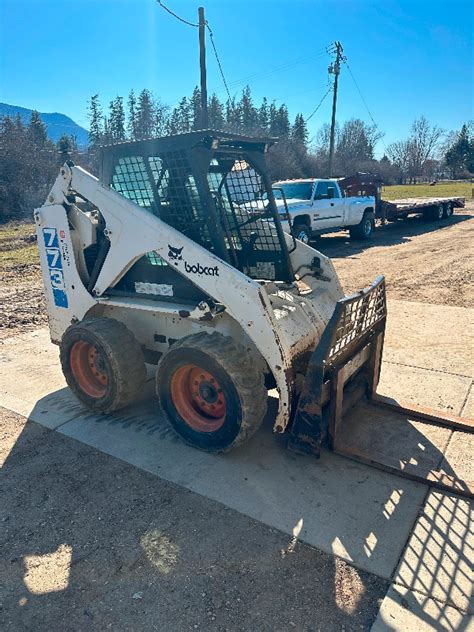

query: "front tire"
left=292, top=224, right=311, bottom=244
left=349, top=213, right=375, bottom=240
left=60, top=317, right=147, bottom=412
left=156, top=332, right=267, bottom=452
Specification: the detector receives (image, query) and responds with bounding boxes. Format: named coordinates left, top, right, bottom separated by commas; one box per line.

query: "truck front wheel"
left=292, top=224, right=311, bottom=244
left=349, top=213, right=375, bottom=240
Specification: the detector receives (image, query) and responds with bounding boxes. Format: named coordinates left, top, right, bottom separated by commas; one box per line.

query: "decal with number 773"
left=42, top=227, right=68, bottom=308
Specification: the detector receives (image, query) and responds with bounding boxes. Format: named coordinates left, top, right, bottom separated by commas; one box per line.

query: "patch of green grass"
left=0, top=221, right=36, bottom=244
left=0, top=222, right=39, bottom=271
left=0, top=243, right=39, bottom=270
left=383, top=181, right=472, bottom=200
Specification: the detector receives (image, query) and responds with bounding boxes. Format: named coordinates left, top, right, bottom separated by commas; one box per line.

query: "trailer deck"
left=388, top=196, right=465, bottom=210
left=380, top=195, right=465, bottom=222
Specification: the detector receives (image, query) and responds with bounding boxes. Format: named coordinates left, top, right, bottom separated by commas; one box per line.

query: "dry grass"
left=383, top=181, right=472, bottom=200
left=0, top=222, right=39, bottom=271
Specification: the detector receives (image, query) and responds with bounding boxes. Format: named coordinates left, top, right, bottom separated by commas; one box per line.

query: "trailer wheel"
left=60, top=317, right=146, bottom=412
left=292, top=224, right=311, bottom=244
left=349, top=213, right=375, bottom=240
left=156, top=332, right=267, bottom=452
left=443, top=203, right=453, bottom=218
left=431, top=204, right=444, bottom=221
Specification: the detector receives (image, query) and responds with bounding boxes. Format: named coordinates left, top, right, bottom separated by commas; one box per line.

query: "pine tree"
left=269, top=101, right=278, bottom=136
left=109, top=96, right=126, bottom=141
left=291, top=113, right=308, bottom=147
left=154, top=99, right=170, bottom=137
left=167, top=97, right=192, bottom=134
left=135, top=89, right=155, bottom=139
left=28, top=110, right=48, bottom=147
left=258, top=97, right=269, bottom=133
left=445, top=123, right=474, bottom=177
left=208, top=94, right=225, bottom=129
left=57, top=135, right=77, bottom=163
left=225, top=97, right=242, bottom=132
left=275, top=105, right=290, bottom=137
left=240, top=86, right=258, bottom=133
left=127, top=90, right=137, bottom=139
left=88, top=94, right=103, bottom=149
left=190, top=86, right=202, bottom=130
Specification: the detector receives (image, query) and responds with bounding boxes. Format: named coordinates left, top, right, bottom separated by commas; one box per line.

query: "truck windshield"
left=273, top=182, right=313, bottom=200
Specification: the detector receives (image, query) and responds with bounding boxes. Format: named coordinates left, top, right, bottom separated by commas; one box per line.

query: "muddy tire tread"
left=60, top=317, right=146, bottom=412
left=163, top=331, right=267, bottom=451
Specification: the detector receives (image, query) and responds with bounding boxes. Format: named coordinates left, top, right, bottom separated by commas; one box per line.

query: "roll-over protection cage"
left=99, top=131, right=295, bottom=283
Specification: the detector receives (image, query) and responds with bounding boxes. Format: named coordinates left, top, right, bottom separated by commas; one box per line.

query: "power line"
left=155, top=2, right=232, bottom=104
left=343, top=59, right=387, bottom=153
left=209, top=49, right=330, bottom=98
left=303, top=86, right=333, bottom=126
left=205, top=23, right=232, bottom=101
left=343, top=60, right=377, bottom=127
left=156, top=0, right=198, bottom=27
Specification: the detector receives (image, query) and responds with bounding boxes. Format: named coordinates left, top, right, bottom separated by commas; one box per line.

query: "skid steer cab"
left=35, top=130, right=387, bottom=456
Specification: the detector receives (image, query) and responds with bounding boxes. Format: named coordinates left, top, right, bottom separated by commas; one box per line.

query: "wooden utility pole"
left=328, top=41, right=343, bottom=177
left=198, top=6, right=208, bottom=129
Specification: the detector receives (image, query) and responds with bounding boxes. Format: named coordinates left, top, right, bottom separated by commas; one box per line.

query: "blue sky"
left=1, top=0, right=472, bottom=156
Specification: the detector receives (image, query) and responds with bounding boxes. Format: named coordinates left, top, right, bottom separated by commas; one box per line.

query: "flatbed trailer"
left=338, top=174, right=467, bottom=224
left=380, top=196, right=466, bottom=223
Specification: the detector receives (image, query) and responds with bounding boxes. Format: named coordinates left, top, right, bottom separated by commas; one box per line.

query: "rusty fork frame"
left=289, top=275, right=473, bottom=499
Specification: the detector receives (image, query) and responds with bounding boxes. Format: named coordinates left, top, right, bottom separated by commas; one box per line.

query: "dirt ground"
left=0, top=204, right=472, bottom=630
left=0, top=408, right=388, bottom=631
left=321, top=201, right=474, bottom=308
left=1, top=202, right=472, bottom=342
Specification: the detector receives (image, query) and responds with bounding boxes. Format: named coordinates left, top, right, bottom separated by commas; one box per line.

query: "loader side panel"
left=35, top=204, right=96, bottom=342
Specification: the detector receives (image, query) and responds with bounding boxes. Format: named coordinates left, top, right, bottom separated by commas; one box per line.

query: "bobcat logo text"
left=167, top=244, right=219, bottom=277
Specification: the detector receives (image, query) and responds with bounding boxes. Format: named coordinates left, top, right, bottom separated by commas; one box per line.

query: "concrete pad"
left=3, top=388, right=86, bottom=430
left=372, top=584, right=473, bottom=632
left=338, top=401, right=452, bottom=479
left=379, top=362, right=473, bottom=416
left=0, top=328, right=66, bottom=420
left=462, top=385, right=474, bottom=419
left=53, top=394, right=427, bottom=579
left=394, top=491, right=473, bottom=613
left=439, top=432, right=474, bottom=489
left=385, top=301, right=474, bottom=378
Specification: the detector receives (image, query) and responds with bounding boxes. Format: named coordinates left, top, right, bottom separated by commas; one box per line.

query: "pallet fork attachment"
left=289, top=276, right=473, bottom=500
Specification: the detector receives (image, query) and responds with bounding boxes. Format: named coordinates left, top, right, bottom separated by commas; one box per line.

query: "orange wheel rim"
left=70, top=341, right=108, bottom=399
left=170, top=364, right=226, bottom=432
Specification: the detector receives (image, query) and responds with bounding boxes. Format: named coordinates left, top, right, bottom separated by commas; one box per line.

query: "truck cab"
left=272, top=178, right=376, bottom=242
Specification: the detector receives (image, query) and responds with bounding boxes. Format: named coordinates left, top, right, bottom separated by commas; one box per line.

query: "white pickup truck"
left=271, top=178, right=376, bottom=243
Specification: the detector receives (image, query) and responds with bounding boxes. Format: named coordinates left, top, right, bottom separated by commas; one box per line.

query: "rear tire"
left=60, top=317, right=147, bottom=412
left=292, top=224, right=311, bottom=244
left=156, top=332, right=267, bottom=452
left=426, top=204, right=444, bottom=221
left=349, top=213, right=375, bottom=240
left=443, top=203, right=453, bottom=218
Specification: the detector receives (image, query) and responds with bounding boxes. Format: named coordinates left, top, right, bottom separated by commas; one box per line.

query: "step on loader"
left=35, top=131, right=473, bottom=498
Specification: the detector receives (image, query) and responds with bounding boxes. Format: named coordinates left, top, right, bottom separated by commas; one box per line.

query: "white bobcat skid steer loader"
left=35, top=131, right=473, bottom=498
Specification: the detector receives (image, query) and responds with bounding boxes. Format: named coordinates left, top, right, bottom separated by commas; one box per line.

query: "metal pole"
left=198, top=6, right=208, bottom=129
left=328, top=41, right=342, bottom=177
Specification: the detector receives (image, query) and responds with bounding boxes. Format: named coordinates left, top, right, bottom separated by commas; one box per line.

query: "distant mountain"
left=0, top=102, right=89, bottom=146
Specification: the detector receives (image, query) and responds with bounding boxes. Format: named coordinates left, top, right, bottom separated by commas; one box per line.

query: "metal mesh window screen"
left=108, top=144, right=291, bottom=281
left=329, top=279, right=386, bottom=360
left=111, top=157, right=154, bottom=209
left=212, top=156, right=281, bottom=256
